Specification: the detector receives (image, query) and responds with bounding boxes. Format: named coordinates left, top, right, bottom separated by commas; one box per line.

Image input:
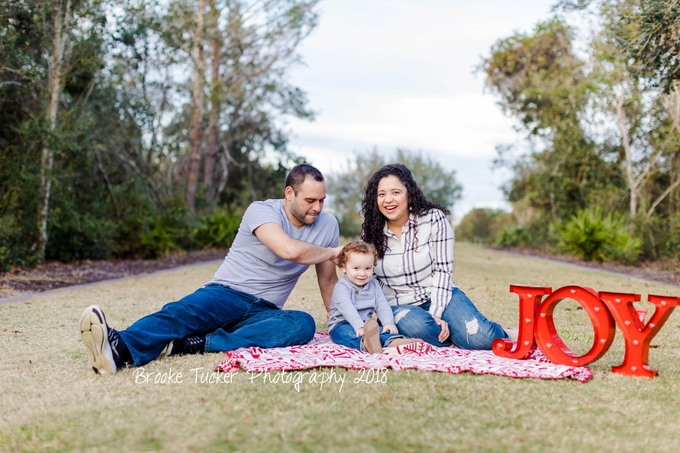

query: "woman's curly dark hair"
left=361, top=163, right=449, bottom=259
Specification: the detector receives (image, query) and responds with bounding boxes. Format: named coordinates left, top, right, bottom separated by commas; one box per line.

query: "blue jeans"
left=329, top=321, right=402, bottom=351
left=118, top=283, right=315, bottom=366
left=391, top=288, right=507, bottom=349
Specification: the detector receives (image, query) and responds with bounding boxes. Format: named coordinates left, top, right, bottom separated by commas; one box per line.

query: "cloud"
left=290, top=92, right=516, bottom=158
left=286, top=0, right=555, bottom=217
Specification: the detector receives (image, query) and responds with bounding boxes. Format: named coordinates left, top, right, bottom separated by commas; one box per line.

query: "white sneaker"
left=79, top=305, right=117, bottom=375
left=504, top=327, right=519, bottom=342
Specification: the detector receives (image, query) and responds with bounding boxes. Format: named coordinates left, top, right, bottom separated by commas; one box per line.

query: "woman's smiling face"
left=376, top=175, right=409, bottom=227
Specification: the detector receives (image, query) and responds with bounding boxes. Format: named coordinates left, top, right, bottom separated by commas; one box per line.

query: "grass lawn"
left=2, top=243, right=680, bottom=452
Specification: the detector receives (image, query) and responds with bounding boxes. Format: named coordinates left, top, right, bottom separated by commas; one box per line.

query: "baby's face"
left=342, top=252, right=374, bottom=287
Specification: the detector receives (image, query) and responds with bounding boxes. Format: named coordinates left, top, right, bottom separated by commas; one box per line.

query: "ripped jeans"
left=391, top=287, right=507, bottom=349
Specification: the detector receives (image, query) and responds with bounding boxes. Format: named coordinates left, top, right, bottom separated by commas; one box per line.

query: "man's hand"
left=382, top=323, right=398, bottom=334
left=330, top=246, right=343, bottom=266
left=355, top=327, right=365, bottom=338
left=432, top=315, right=450, bottom=343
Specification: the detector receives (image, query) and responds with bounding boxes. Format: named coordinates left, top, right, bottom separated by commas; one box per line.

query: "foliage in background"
left=327, top=148, right=462, bottom=237
left=558, top=207, right=642, bottom=264
left=455, top=208, right=514, bottom=244
left=560, top=0, right=680, bottom=92
left=481, top=1, right=680, bottom=265
left=193, top=208, right=242, bottom=249
left=495, top=225, right=536, bottom=248
left=0, top=0, right=319, bottom=270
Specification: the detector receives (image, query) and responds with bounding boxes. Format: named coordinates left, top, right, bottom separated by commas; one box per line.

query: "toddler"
left=327, top=240, right=421, bottom=353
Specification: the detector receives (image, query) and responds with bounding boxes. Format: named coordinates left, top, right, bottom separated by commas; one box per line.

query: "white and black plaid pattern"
left=375, top=209, right=455, bottom=318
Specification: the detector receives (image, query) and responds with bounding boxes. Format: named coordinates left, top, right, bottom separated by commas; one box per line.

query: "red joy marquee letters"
left=492, top=285, right=680, bottom=377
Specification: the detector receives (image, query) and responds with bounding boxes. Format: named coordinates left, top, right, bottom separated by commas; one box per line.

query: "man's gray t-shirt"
left=210, top=199, right=339, bottom=308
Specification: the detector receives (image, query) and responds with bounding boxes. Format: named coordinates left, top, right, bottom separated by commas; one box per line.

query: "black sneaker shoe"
left=80, top=305, right=121, bottom=375
left=107, top=324, right=132, bottom=367
left=165, top=335, right=206, bottom=356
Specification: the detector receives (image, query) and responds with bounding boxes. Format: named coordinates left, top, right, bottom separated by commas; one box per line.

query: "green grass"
left=2, top=243, right=680, bottom=452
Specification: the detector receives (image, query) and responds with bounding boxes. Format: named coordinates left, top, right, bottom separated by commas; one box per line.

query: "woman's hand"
left=355, top=327, right=365, bottom=338
left=432, top=315, right=449, bottom=343
left=382, top=323, right=398, bottom=334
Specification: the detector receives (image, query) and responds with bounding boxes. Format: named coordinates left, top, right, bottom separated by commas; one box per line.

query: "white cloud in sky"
left=285, top=0, right=556, bottom=219
left=290, top=93, right=516, bottom=158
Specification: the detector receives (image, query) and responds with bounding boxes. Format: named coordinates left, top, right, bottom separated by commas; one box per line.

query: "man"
left=79, top=164, right=340, bottom=375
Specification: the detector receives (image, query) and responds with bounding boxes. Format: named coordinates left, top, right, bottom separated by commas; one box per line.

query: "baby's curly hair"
left=338, top=240, right=378, bottom=268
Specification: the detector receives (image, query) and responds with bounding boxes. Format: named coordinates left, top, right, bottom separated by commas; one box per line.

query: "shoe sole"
left=385, top=338, right=423, bottom=347
left=79, top=305, right=117, bottom=375
left=363, top=318, right=382, bottom=354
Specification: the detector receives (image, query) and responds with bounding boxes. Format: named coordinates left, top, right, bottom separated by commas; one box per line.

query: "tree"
left=203, top=0, right=223, bottom=199
left=328, top=149, right=462, bottom=237
left=587, top=0, right=680, bottom=221
left=455, top=208, right=513, bottom=244
left=482, top=18, right=615, bottom=220
left=484, top=3, right=680, bottom=261
left=160, top=0, right=319, bottom=209
left=186, top=0, right=207, bottom=209
left=37, top=1, right=72, bottom=262
left=616, top=0, right=680, bottom=93
left=203, top=0, right=319, bottom=205
left=0, top=0, right=320, bottom=269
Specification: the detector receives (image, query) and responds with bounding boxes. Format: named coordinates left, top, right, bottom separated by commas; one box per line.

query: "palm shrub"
left=495, top=225, right=534, bottom=247
left=194, top=208, right=242, bottom=249
left=140, top=206, right=196, bottom=258
left=558, top=208, right=642, bottom=264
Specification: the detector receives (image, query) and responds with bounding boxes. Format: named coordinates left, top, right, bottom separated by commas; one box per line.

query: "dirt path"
left=0, top=249, right=228, bottom=299
left=3, top=244, right=679, bottom=303
left=490, top=246, right=680, bottom=288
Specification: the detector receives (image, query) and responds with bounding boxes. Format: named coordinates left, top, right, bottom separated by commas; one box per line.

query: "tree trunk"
left=246, top=157, right=257, bottom=202
left=185, top=0, right=206, bottom=209
left=204, top=3, right=222, bottom=201
left=644, top=88, right=680, bottom=219
left=37, top=0, right=71, bottom=262
left=614, top=96, right=637, bottom=217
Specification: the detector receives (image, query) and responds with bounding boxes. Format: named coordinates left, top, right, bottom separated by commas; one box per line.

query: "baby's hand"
left=355, top=327, right=365, bottom=337
left=383, top=323, right=398, bottom=334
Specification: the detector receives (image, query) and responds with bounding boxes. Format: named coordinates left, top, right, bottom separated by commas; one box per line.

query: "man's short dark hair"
left=285, top=164, right=324, bottom=194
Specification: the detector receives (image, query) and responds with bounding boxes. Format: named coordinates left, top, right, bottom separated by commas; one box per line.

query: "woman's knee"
left=392, top=306, right=425, bottom=332
left=392, top=306, right=443, bottom=345
left=448, top=315, right=504, bottom=350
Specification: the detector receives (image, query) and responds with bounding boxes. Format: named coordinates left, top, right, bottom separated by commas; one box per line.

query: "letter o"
left=535, top=286, right=616, bottom=367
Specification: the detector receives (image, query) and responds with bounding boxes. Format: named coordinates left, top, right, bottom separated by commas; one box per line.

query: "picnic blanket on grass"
left=216, top=333, right=592, bottom=383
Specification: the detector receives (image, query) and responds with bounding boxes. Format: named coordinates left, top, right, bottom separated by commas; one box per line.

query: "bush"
left=495, top=225, right=534, bottom=247
left=558, top=208, right=642, bottom=264
left=632, top=213, right=680, bottom=262
left=46, top=210, right=117, bottom=262
left=140, top=206, right=196, bottom=258
left=0, top=212, right=39, bottom=271
left=456, top=208, right=513, bottom=244
left=194, top=208, right=242, bottom=249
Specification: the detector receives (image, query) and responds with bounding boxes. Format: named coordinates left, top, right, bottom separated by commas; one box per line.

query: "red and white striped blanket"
left=216, top=333, right=593, bottom=383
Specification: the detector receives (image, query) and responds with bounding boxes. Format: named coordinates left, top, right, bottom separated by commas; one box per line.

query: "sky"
left=286, top=0, right=557, bottom=220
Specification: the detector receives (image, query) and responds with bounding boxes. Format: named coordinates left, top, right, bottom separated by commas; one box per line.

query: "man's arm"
left=316, top=260, right=339, bottom=313
left=254, top=223, right=341, bottom=265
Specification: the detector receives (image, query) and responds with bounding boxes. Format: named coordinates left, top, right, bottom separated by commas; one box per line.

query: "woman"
left=361, top=163, right=512, bottom=349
